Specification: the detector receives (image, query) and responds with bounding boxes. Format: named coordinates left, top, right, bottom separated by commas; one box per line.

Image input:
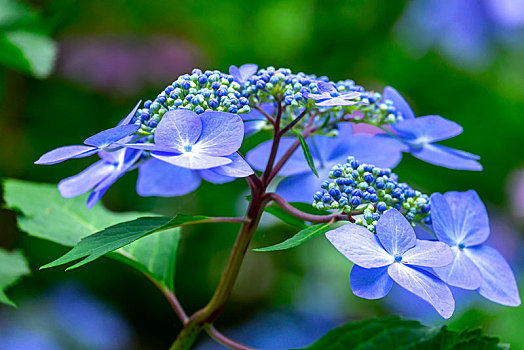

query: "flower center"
left=184, top=144, right=193, bottom=152
left=330, top=91, right=339, bottom=97
left=394, top=255, right=402, bottom=262
left=458, top=243, right=466, bottom=250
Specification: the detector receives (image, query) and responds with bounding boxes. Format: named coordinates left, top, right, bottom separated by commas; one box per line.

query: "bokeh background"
left=1, top=0, right=524, bottom=349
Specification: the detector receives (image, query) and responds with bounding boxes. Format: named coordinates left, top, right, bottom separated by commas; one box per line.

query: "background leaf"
left=0, top=249, right=30, bottom=307
left=3, top=179, right=181, bottom=291
left=298, top=316, right=506, bottom=350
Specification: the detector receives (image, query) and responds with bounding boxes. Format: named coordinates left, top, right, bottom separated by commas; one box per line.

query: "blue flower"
left=58, top=148, right=142, bottom=208
left=35, top=101, right=141, bottom=165
left=241, top=103, right=274, bottom=135
left=326, top=208, right=455, bottom=318
left=246, top=123, right=405, bottom=202
left=304, top=82, right=361, bottom=107
left=125, top=109, right=250, bottom=171
left=381, top=86, right=415, bottom=121
left=229, top=64, right=258, bottom=84
left=430, top=190, right=521, bottom=306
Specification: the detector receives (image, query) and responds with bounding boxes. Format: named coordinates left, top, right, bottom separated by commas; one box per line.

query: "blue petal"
left=137, top=158, right=201, bottom=197
left=276, top=167, right=330, bottom=203
left=443, top=190, right=490, bottom=246
left=211, top=153, right=254, bottom=178
left=430, top=193, right=458, bottom=245
left=317, top=82, right=337, bottom=95
left=152, top=152, right=232, bottom=170
left=433, top=247, right=482, bottom=290
left=242, top=103, right=272, bottom=135
left=325, top=224, right=393, bottom=269
left=118, top=99, right=142, bottom=126
left=316, top=98, right=359, bottom=107
left=229, top=64, right=257, bottom=83
left=84, top=124, right=140, bottom=147
left=35, top=145, right=97, bottom=165
left=388, top=264, right=455, bottom=319
left=58, top=161, right=114, bottom=198
left=393, top=115, right=463, bottom=142
left=192, top=111, right=244, bottom=156
left=154, top=109, right=202, bottom=152
left=411, top=144, right=482, bottom=171
left=376, top=209, right=416, bottom=256
left=382, top=86, right=415, bottom=120
left=464, top=245, right=521, bottom=306
left=350, top=265, right=393, bottom=300
left=86, top=188, right=108, bottom=209
left=402, top=239, right=453, bottom=267
left=199, top=169, right=234, bottom=184
left=93, top=149, right=142, bottom=192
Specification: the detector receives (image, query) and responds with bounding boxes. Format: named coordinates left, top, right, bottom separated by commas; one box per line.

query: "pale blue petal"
left=192, top=111, right=244, bottom=156
left=430, top=193, right=458, bottom=245
left=316, top=98, right=359, bottom=107
left=35, top=145, right=97, bottom=165
left=412, top=144, right=482, bottom=171
left=376, top=209, right=416, bottom=256
left=84, top=124, right=140, bottom=147
left=436, top=144, right=481, bottom=160
left=433, top=247, right=482, bottom=290
left=92, top=149, right=141, bottom=193
left=382, top=86, right=415, bottom=120
left=122, top=143, right=181, bottom=153
left=317, top=82, right=336, bottom=94
left=444, top=190, right=490, bottom=246
left=58, top=161, right=114, bottom=198
left=154, top=109, right=202, bottom=152
left=325, top=224, right=393, bottom=269
left=276, top=167, right=330, bottom=203
left=86, top=188, right=107, bottom=209
left=118, top=99, right=142, bottom=126
left=199, top=169, right=234, bottom=184
left=350, top=265, right=393, bottom=300
left=229, top=64, right=258, bottom=83
left=388, top=263, right=455, bottom=319
left=242, top=103, right=272, bottom=135
left=211, top=153, right=253, bottom=178
left=393, top=115, right=463, bottom=142
left=246, top=138, right=312, bottom=176
left=152, top=152, right=232, bottom=170
left=402, top=239, right=453, bottom=267
left=464, top=245, right=521, bottom=306
left=137, top=158, right=201, bottom=197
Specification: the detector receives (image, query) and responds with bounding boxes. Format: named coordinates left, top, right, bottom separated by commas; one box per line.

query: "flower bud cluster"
left=312, top=156, right=431, bottom=232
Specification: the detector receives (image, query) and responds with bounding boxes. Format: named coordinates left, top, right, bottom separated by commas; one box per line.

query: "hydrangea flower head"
left=304, top=82, right=361, bottom=107
left=326, top=208, right=455, bottom=318
left=430, top=190, right=521, bottom=306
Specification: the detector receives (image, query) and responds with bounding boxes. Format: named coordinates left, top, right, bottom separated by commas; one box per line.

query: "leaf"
left=253, top=222, right=335, bottom=252
left=298, top=316, right=506, bottom=350
left=0, top=30, right=56, bottom=78
left=41, top=214, right=208, bottom=270
left=264, top=205, right=307, bottom=229
left=3, top=179, right=182, bottom=290
left=298, top=134, right=318, bottom=177
left=0, top=249, right=30, bottom=307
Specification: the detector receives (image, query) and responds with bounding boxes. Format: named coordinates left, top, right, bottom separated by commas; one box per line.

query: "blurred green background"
left=1, top=0, right=523, bottom=349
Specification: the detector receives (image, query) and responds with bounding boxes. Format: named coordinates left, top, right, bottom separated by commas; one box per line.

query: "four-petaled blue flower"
left=430, top=190, right=521, bottom=306
left=229, top=64, right=258, bottom=84
left=304, top=82, right=361, bottom=107
left=35, top=101, right=142, bottom=165
left=326, top=208, right=455, bottom=318
left=246, top=123, right=405, bottom=202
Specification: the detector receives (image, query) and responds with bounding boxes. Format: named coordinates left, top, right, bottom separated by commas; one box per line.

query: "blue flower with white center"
left=125, top=109, right=251, bottom=171
left=229, top=64, right=258, bottom=84
left=304, top=82, right=361, bottom=107
left=326, top=208, right=455, bottom=318
left=34, top=101, right=142, bottom=165
left=246, top=123, right=405, bottom=203
left=58, top=148, right=142, bottom=208
left=430, top=190, right=521, bottom=306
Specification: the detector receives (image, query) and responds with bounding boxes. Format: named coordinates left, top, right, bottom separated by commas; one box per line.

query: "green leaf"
left=41, top=214, right=207, bottom=270
left=264, top=205, right=307, bottom=229
left=0, top=249, right=30, bottom=307
left=298, top=316, right=506, bottom=350
left=0, top=30, right=56, bottom=78
left=3, top=179, right=184, bottom=290
left=253, top=222, right=335, bottom=252
left=298, top=134, right=318, bottom=177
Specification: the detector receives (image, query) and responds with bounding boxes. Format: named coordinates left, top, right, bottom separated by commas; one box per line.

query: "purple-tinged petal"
left=154, top=109, right=202, bottom=152
left=86, top=189, right=106, bottom=209
left=35, top=145, right=97, bottom=165
left=192, top=111, right=244, bottom=156
left=229, top=64, right=258, bottom=83
left=152, top=152, right=231, bottom=170
left=376, top=209, right=416, bottom=256
left=317, top=82, right=337, bottom=95
left=393, top=115, right=463, bottom=142
left=123, top=143, right=182, bottom=153
left=433, top=247, right=482, bottom=290
left=325, top=224, right=393, bottom=269
left=443, top=190, right=490, bottom=246
left=430, top=193, right=458, bottom=245
left=118, top=99, right=142, bottom=126
left=199, top=169, right=234, bottom=184
left=242, top=103, right=272, bottom=135
left=246, top=138, right=313, bottom=176
left=411, top=144, right=482, bottom=171
left=388, top=263, right=455, bottom=319
left=137, top=158, right=201, bottom=197
left=464, top=245, right=521, bottom=306
left=439, top=145, right=481, bottom=160
left=303, top=92, right=327, bottom=100
left=211, top=153, right=253, bottom=178
left=402, top=239, right=453, bottom=267
left=58, top=161, right=114, bottom=198
left=382, top=86, right=415, bottom=120
left=350, top=265, right=393, bottom=300
left=316, top=98, right=359, bottom=107
left=84, top=124, right=140, bottom=147
left=339, top=92, right=362, bottom=100
left=277, top=167, right=331, bottom=203
left=93, top=149, right=142, bottom=192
